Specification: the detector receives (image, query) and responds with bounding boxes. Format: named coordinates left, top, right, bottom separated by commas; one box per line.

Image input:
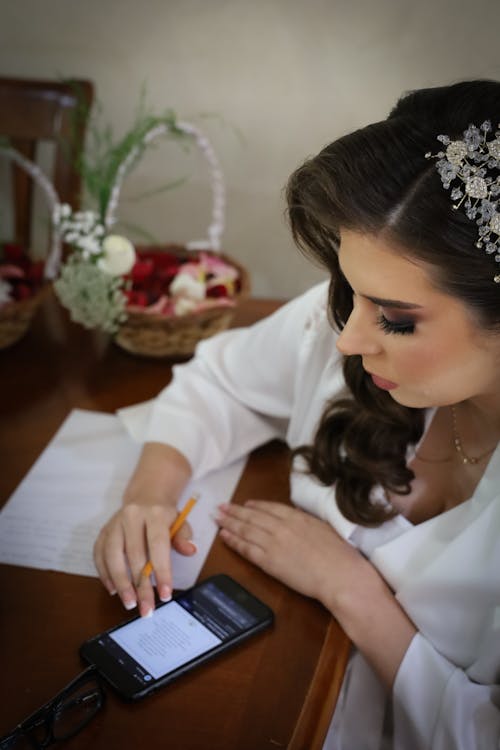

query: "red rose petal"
left=206, top=284, right=229, bottom=298
left=3, top=243, right=24, bottom=262
left=130, top=259, right=154, bottom=283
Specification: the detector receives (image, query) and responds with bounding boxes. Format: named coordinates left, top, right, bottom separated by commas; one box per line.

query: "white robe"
left=138, top=281, right=500, bottom=749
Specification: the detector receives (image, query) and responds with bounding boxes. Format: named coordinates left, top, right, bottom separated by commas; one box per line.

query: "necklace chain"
left=450, top=404, right=496, bottom=465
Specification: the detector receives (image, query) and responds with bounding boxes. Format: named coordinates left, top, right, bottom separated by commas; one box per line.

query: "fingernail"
left=124, top=598, right=137, bottom=610
left=142, top=607, right=154, bottom=618
left=159, top=585, right=172, bottom=602
left=109, top=588, right=117, bottom=596
left=187, top=540, right=198, bottom=554
left=214, top=508, right=228, bottom=524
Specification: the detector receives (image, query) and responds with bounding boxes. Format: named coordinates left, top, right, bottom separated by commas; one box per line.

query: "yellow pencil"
left=140, top=495, right=198, bottom=582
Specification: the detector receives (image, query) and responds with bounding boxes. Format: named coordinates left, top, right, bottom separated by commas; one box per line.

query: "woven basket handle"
left=0, top=145, right=62, bottom=280
left=104, top=120, right=226, bottom=252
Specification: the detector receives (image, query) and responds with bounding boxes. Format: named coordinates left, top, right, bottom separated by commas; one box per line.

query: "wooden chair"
left=0, top=77, right=94, bottom=251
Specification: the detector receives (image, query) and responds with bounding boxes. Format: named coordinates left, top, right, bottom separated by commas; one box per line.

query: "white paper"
left=0, top=409, right=245, bottom=589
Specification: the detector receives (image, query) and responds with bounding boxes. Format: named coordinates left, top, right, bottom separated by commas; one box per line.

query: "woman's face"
left=336, top=230, right=500, bottom=409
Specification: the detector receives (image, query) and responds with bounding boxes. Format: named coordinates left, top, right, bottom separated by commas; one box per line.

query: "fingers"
left=217, top=500, right=298, bottom=533
left=93, top=533, right=118, bottom=596
left=215, top=500, right=320, bottom=573
left=171, top=520, right=197, bottom=556
left=143, top=505, right=171, bottom=584
left=93, top=505, right=170, bottom=617
left=217, top=523, right=268, bottom=567
left=216, top=502, right=279, bottom=565
left=93, top=515, right=137, bottom=611
left=244, top=499, right=295, bottom=520
left=216, top=500, right=346, bottom=604
left=94, top=503, right=198, bottom=618
left=134, top=570, right=158, bottom=618
left=122, top=505, right=157, bottom=611
left=139, top=518, right=196, bottom=615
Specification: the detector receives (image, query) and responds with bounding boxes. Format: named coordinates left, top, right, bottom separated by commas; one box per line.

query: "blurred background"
left=1, top=0, right=499, bottom=299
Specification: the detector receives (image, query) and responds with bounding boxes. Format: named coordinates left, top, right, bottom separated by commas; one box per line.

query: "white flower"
left=80, top=235, right=101, bottom=256
left=174, top=296, right=198, bottom=315
left=97, top=235, right=136, bottom=276
left=54, top=255, right=127, bottom=333
left=0, top=278, right=12, bottom=306
left=170, top=272, right=205, bottom=300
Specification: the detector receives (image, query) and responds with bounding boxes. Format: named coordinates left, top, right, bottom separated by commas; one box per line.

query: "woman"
left=94, top=80, right=500, bottom=749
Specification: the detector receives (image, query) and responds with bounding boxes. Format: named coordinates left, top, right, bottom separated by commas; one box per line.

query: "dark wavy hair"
left=286, top=80, right=500, bottom=525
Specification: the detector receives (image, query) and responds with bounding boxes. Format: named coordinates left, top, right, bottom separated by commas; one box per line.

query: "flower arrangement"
left=53, top=204, right=242, bottom=334
left=50, top=105, right=246, bottom=344
left=53, top=204, right=135, bottom=333
left=125, top=248, right=241, bottom=316
left=0, top=100, right=248, bottom=356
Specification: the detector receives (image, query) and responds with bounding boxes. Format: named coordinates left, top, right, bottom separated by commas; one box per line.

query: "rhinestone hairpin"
left=425, top=120, right=500, bottom=283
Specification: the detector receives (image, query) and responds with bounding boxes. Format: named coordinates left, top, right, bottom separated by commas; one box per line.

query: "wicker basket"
left=115, top=247, right=250, bottom=358
left=0, top=285, right=47, bottom=349
left=106, top=120, right=250, bottom=358
left=0, top=147, right=61, bottom=350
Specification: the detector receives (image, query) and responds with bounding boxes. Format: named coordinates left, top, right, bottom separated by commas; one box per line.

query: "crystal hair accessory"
left=425, top=120, right=500, bottom=283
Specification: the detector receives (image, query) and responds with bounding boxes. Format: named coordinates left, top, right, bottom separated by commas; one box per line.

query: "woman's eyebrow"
left=362, top=294, right=423, bottom=310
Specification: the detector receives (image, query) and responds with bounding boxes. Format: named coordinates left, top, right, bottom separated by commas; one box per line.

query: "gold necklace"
left=450, top=404, right=496, bottom=465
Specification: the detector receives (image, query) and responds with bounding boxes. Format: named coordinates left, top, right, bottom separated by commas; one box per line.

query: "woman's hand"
left=216, top=499, right=417, bottom=687
left=93, top=442, right=194, bottom=617
left=216, top=500, right=370, bottom=609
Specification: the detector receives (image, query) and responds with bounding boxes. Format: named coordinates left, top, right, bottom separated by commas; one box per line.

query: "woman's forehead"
left=338, top=230, right=436, bottom=303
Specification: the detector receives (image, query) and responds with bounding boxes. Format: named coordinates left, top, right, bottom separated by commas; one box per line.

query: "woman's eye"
left=376, top=313, right=415, bottom=335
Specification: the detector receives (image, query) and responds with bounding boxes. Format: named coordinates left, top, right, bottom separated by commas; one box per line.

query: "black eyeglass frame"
left=0, top=666, right=105, bottom=750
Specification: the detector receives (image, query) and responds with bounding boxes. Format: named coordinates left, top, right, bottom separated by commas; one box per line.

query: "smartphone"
left=80, top=574, right=274, bottom=700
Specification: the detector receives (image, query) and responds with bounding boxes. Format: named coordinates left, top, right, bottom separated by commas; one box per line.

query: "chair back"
left=0, top=77, right=94, bottom=250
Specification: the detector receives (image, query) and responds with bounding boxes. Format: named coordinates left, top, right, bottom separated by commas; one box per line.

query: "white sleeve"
left=144, top=282, right=328, bottom=479
left=393, top=633, right=500, bottom=749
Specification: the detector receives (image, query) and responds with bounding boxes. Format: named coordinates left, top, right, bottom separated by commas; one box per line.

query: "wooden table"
left=0, top=291, right=350, bottom=749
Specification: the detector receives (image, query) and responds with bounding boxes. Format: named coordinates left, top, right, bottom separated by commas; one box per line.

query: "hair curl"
left=287, top=79, right=500, bottom=525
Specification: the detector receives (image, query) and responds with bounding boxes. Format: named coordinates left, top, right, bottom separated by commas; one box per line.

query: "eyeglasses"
left=0, top=667, right=105, bottom=749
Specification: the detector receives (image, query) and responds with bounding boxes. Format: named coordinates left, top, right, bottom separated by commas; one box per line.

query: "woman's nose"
left=336, top=307, right=381, bottom=356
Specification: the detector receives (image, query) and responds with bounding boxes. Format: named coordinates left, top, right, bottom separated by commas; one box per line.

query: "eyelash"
left=376, top=314, right=415, bottom=336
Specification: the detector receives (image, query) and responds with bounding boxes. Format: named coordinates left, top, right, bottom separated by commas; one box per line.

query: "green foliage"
left=74, top=93, right=193, bottom=222
left=54, top=254, right=127, bottom=333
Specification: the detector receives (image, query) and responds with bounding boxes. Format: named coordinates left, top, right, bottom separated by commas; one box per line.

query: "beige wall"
left=1, top=0, right=499, bottom=298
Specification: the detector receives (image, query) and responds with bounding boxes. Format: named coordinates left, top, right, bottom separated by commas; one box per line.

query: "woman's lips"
left=369, top=373, right=398, bottom=390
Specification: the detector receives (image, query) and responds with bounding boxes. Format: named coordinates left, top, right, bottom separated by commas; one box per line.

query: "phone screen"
left=80, top=575, right=273, bottom=699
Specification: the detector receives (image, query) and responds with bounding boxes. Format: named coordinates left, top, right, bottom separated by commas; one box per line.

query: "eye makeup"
left=376, top=313, right=416, bottom=335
